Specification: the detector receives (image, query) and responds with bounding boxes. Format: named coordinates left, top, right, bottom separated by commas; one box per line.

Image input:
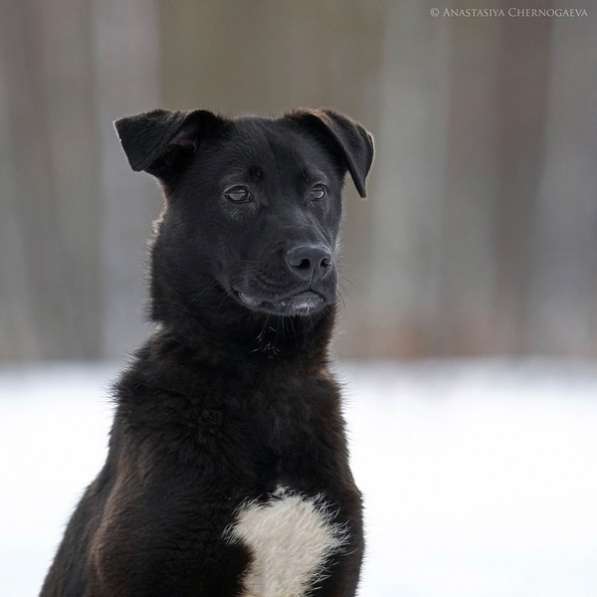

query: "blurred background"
left=2, top=2, right=597, bottom=596
left=3, top=0, right=597, bottom=362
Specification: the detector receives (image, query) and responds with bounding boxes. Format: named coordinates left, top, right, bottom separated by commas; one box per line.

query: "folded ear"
left=286, top=108, right=374, bottom=198
left=114, top=109, right=223, bottom=179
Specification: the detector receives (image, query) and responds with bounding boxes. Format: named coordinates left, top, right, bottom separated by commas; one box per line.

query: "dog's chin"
left=234, top=289, right=328, bottom=317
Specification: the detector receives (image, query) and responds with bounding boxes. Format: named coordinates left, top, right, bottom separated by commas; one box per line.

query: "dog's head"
left=115, top=108, right=373, bottom=339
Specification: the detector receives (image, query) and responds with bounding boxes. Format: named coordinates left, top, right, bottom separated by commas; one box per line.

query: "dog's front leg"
left=88, top=515, right=250, bottom=597
left=313, top=489, right=365, bottom=597
left=85, top=470, right=251, bottom=597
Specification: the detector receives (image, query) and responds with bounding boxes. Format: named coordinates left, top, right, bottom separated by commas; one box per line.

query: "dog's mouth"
left=233, top=288, right=326, bottom=317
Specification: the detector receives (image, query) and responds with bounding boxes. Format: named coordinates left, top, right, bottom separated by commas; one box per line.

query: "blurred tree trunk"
left=431, top=8, right=504, bottom=356
left=527, top=13, right=597, bottom=357
left=0, top=0, right=101, bottom=360
left=371, top=1, right=456, bottom=357
left=493, top=5, right=552, bottom=354
left=91, top=0, right=161, bottom=359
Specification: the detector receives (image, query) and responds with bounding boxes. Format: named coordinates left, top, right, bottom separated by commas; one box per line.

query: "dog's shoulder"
left=111, top=330, right=342, bottom=468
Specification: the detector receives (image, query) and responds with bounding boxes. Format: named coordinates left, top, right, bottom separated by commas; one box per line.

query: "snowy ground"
left=1, top=359, right=597, bottom=596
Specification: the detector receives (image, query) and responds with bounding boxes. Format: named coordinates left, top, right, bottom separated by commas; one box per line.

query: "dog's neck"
left=148, top=274, right=336, bottom=372
left=153, top=309, right=335, bottom=370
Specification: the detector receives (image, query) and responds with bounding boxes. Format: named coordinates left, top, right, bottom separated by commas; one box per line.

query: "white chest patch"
left=223, top=486, right=349, bottom=597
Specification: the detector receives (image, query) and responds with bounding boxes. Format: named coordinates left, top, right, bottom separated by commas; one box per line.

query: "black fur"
left=40, top=107, right=374, bottom=597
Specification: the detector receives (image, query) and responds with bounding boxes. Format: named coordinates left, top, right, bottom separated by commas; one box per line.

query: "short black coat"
left=40, top=107, right=373, bottom=597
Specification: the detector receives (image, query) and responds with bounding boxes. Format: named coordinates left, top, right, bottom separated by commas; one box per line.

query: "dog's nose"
left=285, top=244, right=333, bottom=282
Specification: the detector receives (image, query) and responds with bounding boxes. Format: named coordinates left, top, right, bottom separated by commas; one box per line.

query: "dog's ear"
left=114, top=109, right=224, bottom=180
left=287, top=109, right=374, bottom=198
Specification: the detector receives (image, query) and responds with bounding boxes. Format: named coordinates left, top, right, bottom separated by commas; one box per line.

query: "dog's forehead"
left=213, top=117, right=334, bottom=179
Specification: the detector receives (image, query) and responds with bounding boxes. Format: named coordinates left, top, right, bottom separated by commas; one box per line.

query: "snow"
left=1, top=360, right=597, bottom=596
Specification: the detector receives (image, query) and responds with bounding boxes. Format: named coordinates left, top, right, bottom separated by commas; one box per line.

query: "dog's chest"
left=223, top=485, right=348, bottom=597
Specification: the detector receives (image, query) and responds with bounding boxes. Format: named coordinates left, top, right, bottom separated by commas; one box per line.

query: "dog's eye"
left=224, top=185, right=253, bottom=204
left=309, top=184, right=328, bottom=201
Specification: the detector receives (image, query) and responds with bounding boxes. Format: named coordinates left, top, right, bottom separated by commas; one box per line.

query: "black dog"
left=40, top=107, right=374, bottom=597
